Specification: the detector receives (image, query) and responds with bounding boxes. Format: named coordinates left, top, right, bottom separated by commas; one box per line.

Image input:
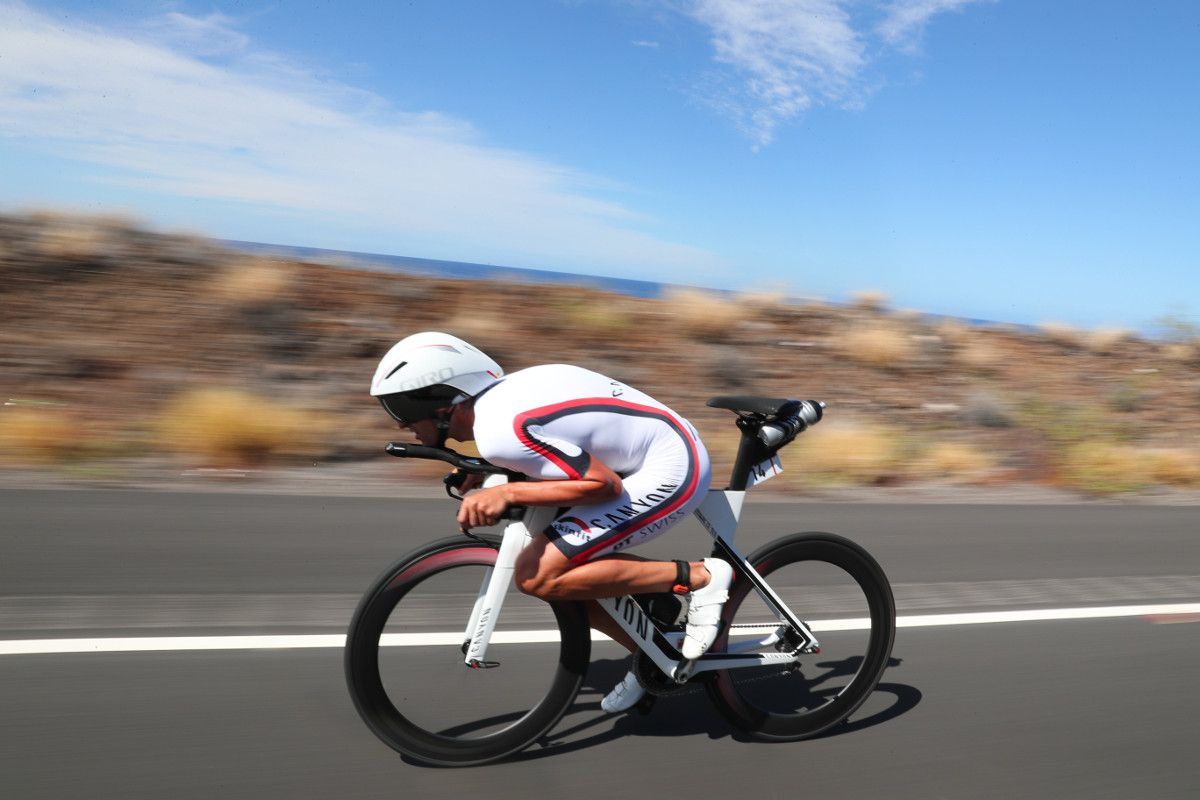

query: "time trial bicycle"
left=345, top=395, right=896, bottom=766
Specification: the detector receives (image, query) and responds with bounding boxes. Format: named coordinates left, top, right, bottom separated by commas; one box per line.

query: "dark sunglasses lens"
left=379, top=395, right=417, bottom=423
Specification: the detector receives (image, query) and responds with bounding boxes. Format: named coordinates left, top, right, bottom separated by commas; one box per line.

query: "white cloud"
left=676, top=0, right=995, bottom=146
left=878, top=0, right=996, bottom=50
left=0, top=2, right=723, bottom=279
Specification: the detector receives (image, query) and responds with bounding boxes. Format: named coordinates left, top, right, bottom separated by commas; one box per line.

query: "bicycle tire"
left=345, top=535, right=591, bottom=766
left=706, top=532, right=896, bottom=741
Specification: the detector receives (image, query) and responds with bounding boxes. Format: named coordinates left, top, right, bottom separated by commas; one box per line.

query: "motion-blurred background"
left=3, top=210, right=1199, bottom=496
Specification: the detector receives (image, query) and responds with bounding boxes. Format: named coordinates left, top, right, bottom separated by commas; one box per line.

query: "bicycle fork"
left=461, top=505, right=558, bottom=668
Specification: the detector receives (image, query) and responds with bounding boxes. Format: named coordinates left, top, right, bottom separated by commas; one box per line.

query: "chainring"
left=632, top=649, right=690, bottom=697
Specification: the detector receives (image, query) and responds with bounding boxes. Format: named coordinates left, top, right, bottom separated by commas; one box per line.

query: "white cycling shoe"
left=601, top=670, right=644, bottom=714
left=682, top=558, right=733, bottom=660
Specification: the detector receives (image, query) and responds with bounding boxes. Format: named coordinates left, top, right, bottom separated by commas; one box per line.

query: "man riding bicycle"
left=371, top=331, right=733, bottom=713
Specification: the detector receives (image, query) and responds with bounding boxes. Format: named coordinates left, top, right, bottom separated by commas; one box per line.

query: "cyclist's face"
left=400, top=404, right=474, bottom=446
left=399, top=416, right=442, bottom=446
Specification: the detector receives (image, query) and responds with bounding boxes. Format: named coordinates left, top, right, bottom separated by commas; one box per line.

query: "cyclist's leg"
left=514, top=536, right=712, bottom=601
left=513, top=435, right=713, bottom=599
left=510, top=449, right=721, bottom=714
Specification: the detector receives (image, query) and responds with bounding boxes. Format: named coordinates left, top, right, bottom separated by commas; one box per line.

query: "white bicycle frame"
left=461, top=476, right=821, bottom=680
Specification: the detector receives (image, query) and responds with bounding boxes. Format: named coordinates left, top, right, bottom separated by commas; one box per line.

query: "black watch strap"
left=671, top=560, right=691, bottom=595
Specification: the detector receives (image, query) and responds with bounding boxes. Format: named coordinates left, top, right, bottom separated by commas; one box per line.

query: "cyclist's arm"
left=456, top=458, right=622, bottom=531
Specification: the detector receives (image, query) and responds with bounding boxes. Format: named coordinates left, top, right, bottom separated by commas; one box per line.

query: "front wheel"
left=706, top=532, right=896, bottom=741
left=345, top=535, right=591, bottom=766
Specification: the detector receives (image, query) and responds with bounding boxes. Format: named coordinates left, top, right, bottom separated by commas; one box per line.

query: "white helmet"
left=370, top=332, right=503, bottom=424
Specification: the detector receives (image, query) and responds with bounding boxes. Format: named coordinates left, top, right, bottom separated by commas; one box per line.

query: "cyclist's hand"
left=457, top=486, right=509, bottom=531
left=455, top=471, right=485, bottom=493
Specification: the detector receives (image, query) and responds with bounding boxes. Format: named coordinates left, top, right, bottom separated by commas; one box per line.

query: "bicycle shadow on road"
left=508, top=655, right=921, bottom=763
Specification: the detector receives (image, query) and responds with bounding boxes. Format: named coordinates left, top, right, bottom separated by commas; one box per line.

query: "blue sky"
left=2, top=1, right=1197, bottom=331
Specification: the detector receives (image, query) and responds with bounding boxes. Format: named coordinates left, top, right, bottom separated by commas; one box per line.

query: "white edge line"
left=2, top=603, right=1199, bottom=656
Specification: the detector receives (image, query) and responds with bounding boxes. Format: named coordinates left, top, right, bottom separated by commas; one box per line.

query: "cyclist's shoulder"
left=486, top=364, right=605, bottom=396
left=508, top=363, right=597, bottom=381
left=474, top=364, right=620, bottom=425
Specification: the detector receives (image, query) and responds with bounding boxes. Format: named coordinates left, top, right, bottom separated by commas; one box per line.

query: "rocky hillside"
left=3, top=210, right=1199, bottom=497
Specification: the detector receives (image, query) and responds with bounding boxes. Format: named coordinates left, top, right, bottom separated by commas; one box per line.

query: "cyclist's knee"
left=514, top=550, right=551, bottom=598
left=514, top=553, right=573, bottom=600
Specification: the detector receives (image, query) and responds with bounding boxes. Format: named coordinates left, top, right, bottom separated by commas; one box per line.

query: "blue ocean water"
left=225, top=240, right=667, bottom=299
left=224, top=239, right=1021, bottom=330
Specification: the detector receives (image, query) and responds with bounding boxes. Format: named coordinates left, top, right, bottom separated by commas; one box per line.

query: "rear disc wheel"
left=706, top=532, right=896, bottom=741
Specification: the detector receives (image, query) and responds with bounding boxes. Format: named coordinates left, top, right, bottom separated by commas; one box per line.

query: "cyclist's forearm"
left=501, top=457, right=622, bottom=507
left=499, top=476, right=621, bottom=507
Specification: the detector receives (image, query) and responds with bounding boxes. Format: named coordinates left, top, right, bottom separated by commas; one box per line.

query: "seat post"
left=726, top=416, right=773, bottom=491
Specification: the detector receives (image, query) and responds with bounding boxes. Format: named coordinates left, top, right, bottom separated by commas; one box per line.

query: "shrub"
left=663, top=288, right=742, bottom=342
left=849, top=289, right=889, bottom=312
left=156, top=388, right=329, bottom=466
left=209, top=257, right=292, bottom=306
left=1161, top=342, right=1197, bottom=364
left=1142, top=448, right=1200, bottom=487
left=1085, top=327, right=1134, bottom=355
left=789, top=421, right=901, bottom=484
left=914, top=442, right=996, bottom=484
left=540, top=294, right=637, bottom=340
left=839, top=322, right=914, bottom=368
left=1059, top=442, right=1151, bottom=494
left=0, top=406, right=78, bottom=465
left=1038, top=321, right=1083, bottom=349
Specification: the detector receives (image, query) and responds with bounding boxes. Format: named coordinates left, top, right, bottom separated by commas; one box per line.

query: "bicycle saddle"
left=706, top=396, right=794, bottom=417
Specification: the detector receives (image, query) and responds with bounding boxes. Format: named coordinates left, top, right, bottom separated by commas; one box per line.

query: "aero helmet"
left=370, top=332, right=503, bottom=425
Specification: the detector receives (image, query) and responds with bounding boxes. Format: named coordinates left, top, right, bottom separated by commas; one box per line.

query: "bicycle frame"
left=461, top=476, right=821, bottom=682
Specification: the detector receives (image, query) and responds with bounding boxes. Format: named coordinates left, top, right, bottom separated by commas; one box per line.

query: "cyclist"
left=371, top=331, right=732, bottom=713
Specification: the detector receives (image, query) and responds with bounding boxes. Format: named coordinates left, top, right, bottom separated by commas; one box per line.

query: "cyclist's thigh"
left=543, top=448, right=711, bottom=565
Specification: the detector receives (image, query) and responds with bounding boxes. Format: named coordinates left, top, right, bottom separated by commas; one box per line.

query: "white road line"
left=2, top=603, right=1199, bottom=656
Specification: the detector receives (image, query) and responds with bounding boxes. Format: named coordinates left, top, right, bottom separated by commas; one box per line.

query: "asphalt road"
left=1, top=489, right=1198, bottom=798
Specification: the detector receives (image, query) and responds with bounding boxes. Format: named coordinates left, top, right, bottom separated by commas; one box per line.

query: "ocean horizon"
left=225, top=240, right=667, bottom=299
left=225, top=238, right=1031, bottom=332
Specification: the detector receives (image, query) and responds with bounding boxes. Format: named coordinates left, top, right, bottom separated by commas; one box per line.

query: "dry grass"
left=156, top=388, right=330, bottom=466
left=1161, top=342, right=1197, bottom=363
left=541, top=294, right=637, bottom=340
left=0, top=406, right=80, bottom=465
left=26, top=211, right=137, bottom=262
left=849, top=289, right=889, bottom=312
left=1037, top=321, right=1083, bottom=349
left=1059, top=443, right=1200, bottom=493
left=1085, top=327, right=1135, bottom=355
left=1142, top=448, right=1200, bottom=486
left=789, top=421, right=901, bottom=484
left=954, top=340, right=1004, bottom=372
left=209, top=257, right=293, bottom=306
left=913, top=441, right=996, bottom=484
left=838, top=322, right=915, bottom=368
left=444, top=310, right=512, bottom=344
left=1059, top=443, right=1150, bottom=493
left=663, top=288, right=744, bottom=342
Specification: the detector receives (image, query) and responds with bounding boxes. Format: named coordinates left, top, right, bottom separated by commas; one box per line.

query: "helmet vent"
left=384, top=360, right=408, bottom=380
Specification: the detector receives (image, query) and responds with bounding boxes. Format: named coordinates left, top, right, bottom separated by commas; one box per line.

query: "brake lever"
left=444, top=470, right=469, bottom=500
left=443, top=471, right=526, bottom=520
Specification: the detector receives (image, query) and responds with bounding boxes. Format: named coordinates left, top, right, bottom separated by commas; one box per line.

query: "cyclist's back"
left=472, top=364, right=710, bottom=563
